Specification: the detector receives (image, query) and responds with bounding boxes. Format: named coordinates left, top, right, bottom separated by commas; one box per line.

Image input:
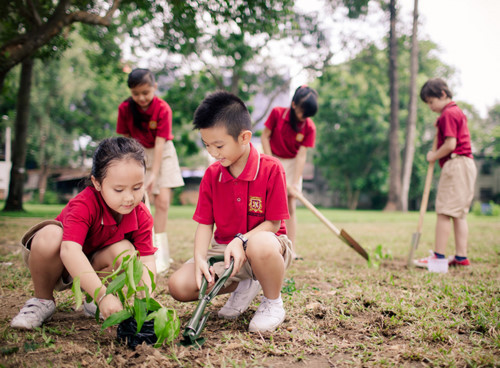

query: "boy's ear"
left=91, top=175, right=101, bottom=191
left=238, top=130, right=253, bottom=145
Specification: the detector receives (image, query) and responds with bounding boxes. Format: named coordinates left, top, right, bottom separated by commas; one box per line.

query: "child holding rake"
left=11, top=137, right=157, bottom=329
left=414, top=78, right=477, bottom=268
left=261, top=85, right=318, bottom=260
left=168, top=91, right=293, bottom=332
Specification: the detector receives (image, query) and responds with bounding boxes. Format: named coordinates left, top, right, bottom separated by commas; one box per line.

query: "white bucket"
left=428, top=258, right=448, bottom=273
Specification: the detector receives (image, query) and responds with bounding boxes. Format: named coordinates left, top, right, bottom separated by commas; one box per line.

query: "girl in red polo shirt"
left=11, top=137, right=156, bottom=330
left=117, top=68, right=185, bottom=274
left=261, top=85, right=318, bottom=259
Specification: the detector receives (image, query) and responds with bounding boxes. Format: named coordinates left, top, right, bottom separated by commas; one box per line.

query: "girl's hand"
left=145, top=173, right=157, bottom=193
left=98, top=294, right=123, bottom=319
left=288, top=183, right=301, bottom=198
left=225, top=238, right=247, bottom=277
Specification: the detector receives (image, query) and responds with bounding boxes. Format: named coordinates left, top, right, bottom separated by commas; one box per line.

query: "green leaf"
left=133, top=298, right=148, bottom=333
left=106, top=273, right=126, bottom=294
left=152, top=307, right=180, bottom=347
left=72, top=277, right=82, bottom=310
left=132, top=256, right=143, bottom=288
left=101, top=309, right=132, bottom=329
left=146, top=298, right=162, bottom=312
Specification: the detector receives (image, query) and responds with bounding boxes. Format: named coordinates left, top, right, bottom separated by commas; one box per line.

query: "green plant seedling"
left=72, top=250, right=180, bottom=348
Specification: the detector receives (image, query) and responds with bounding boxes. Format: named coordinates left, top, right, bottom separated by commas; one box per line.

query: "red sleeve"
left=155, top=99, right=173, bottom=140
left=57, top=198, right=94, bottom=247
left=193, top=168, right=215, bottom=225
left=130, top=203, right=156, bottom=256
left=264, top=159, right=290, bottom=221
left=264, top=108, right=279, bottom=131
left=301, top=120, right=316, bottom=148
left=439, top=111, right=459, bottom=139
left=116, top=101, right=131, bottom=135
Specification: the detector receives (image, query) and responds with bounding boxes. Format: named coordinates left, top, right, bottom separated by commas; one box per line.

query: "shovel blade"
left=340, top=229, right=370, bottom=261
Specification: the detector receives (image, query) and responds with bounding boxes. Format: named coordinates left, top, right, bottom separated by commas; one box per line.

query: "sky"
left=399, top=0, right=500, bottom=117
left=293, top=0, right=500, bottom=118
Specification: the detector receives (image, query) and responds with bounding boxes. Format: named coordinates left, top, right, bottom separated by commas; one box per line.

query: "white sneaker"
left=218, top=279, right=261, bottom=320
left=413, top=250, right=439, bottom=268
left=11, top=298, right=56, bottom=329
left=154, top=232, right=171, bottom=274
left=249, top=296, right=285, bottom=333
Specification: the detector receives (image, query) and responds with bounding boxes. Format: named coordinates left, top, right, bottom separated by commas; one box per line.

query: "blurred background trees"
left=0, top=0, right=496, bottom=211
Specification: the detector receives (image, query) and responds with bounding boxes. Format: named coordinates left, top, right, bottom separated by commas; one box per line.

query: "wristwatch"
left=234, top=233, right=248, bottom=251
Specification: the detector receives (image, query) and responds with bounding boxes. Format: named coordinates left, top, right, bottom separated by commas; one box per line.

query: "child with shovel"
left=168, top=91, right=293, bottom=333
left=413, top=78, right=477, bottom=268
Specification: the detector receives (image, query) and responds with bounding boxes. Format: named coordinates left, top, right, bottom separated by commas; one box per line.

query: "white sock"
left=264, top=295, right=282, bottom=304
left=234, top=279, right=252, bottom=292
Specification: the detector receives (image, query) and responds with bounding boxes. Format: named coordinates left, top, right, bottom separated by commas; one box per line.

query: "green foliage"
left=472, top=201, right=500, bottom=216
left=72, top=251, right=180, bottom=348
left=282, top=278, right=299, bottom=295
left=368, top=244, right=393, bottom=269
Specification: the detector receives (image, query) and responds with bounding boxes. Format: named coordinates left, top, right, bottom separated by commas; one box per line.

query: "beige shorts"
left=20, top=220, right=73, bottom=291
left=436, top=156, right=477, bottom=219
left=276, top=156, right=303, bottom=192
left=145, top=140, right=184, bottom=195
left=186, top=234, right=292, bottom=288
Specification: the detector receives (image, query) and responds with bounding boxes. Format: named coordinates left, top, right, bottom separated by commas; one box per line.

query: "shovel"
left=288, top=186, right=369, bottom=261
left=407, top=135, right=438, bottom=267
left=180, top=255, right=234, bottom=348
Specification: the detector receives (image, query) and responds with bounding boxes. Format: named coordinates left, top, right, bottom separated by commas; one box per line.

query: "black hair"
left=420, top=78, right=453, bottom=102
left=289, top=85, right=318, bottom=132
left=90, top=137, right=146, bottom=186
left=126, top=68, right=156, bottom=131
left=192, top=90, right=251, bottom=141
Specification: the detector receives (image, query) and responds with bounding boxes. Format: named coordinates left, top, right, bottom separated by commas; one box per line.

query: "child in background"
left=117, top=68, right=184, bottom=273
left=11, top=137, right=157, bottom=329
left=261, top=85, right=318, bottom=260
left=168, top=91, right=293, bottom=333
left=414, top=78, right=477, bottom=268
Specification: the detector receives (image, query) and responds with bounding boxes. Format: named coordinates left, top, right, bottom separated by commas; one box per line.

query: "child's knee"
left=246, top=232, right=280, bottom=260
left=31, top=225, right=63, bottom=257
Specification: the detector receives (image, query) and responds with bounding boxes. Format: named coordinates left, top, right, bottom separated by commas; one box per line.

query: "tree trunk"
left=384, top=0, right=401, bottom=211
left=3, top=58, right=34, bottom=211
left=400, top=0, right=419, bottom=212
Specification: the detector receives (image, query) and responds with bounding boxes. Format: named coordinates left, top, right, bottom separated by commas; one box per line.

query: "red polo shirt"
left=264, top=106, right=316, bottom=158
left=436, top=102, right=473, bottom=168
left=116, top=96, right=174, bottom=148
left=55, top=187, right=155, bottom=256
left=193, top=143, right=289, bottom=244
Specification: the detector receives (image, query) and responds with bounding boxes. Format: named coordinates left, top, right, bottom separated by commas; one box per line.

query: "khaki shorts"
left=145, top=140, right=185, bottom=195
left=276, top=156, right=302, bottom=192
left=186, top=234, right=292, bottom=288
left=20, top=220, right=73, bottom=291
left=436, top=156, right=477, bottom=219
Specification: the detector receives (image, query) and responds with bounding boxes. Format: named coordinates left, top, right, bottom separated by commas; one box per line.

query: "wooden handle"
left=416, top=135, right=438, bottom=233
left=288, top=186, right=341, bottom=236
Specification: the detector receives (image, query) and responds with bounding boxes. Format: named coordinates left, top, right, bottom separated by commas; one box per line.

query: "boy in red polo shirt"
left=11, top=137, right=157, bottom=330
left=168, top=91, right=293, bottom=333
left=261, top=85, right=318, bottom=260
left=414, top=78, right=477, bottom=268
left=117, top=68, right=184, bottom=274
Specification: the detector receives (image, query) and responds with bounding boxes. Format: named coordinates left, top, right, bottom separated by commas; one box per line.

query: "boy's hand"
left=225, top=238, right=247, bottom=277
left=426, top=151, right=437, bottom=162
left=99, top=294, right=124, bottom=319
left=194, top=256, right=215, bottom=290
left=145, top=173, right=157, bottom=193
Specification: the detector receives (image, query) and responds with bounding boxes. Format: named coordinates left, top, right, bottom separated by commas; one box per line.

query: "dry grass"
left=0, top=206, right=499, bottom=367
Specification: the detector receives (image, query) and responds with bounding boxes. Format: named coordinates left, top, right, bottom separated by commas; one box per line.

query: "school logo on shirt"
left=296, top=133, right=304, bottom=142
left=149, top=120, right=157, bottom=129
left=248, top=196, right=263, bottom=214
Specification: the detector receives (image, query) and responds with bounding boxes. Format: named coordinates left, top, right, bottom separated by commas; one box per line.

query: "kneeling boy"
left=168, top=91, right=292, bottom=332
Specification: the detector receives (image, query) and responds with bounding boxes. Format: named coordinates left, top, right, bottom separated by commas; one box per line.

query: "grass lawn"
left=0, top=204, right=498, bottom=367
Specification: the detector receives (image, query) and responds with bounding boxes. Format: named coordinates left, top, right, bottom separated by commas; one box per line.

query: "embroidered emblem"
left=296, top=133, right=304, bottom=142
left=248, top=196, right=263, bottom=213
left=149, top=120, right=157, bottom=129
